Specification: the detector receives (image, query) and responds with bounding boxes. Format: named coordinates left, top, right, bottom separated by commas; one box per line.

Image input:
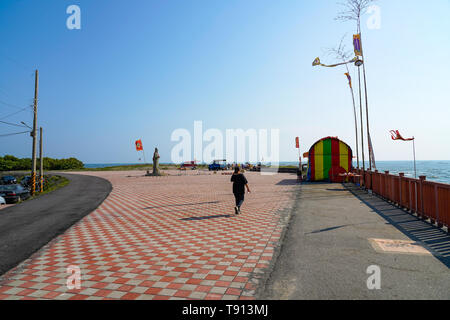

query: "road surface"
left=0, top=173, right=112, bottom=276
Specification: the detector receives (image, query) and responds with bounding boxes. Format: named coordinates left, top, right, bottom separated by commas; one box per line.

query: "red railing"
left=352, top=169, right=450, bottom=229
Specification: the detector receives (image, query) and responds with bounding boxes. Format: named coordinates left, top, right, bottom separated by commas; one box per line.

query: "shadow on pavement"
left=143, top=201, right=220, bottom=210
left=276, top=179, right=300, bottom=186
left=181, top=214, right=233, bottom=221
left=345, top=183, right=450, bottom=268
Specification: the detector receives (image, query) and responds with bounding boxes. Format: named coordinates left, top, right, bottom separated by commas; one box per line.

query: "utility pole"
left=31, top=70, right=38, bottom=196
left=39, top=127, right=43, bottom=192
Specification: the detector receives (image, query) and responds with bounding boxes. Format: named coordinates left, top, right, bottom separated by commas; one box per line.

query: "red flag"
left=135, top=139, right=143, bottom=151
left=295, top=137, right=300, bottom=149
left=389, top=130, right=414, bottom=141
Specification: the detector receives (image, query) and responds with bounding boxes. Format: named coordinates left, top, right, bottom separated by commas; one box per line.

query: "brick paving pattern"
left=0, top=170, right=298, bottom=300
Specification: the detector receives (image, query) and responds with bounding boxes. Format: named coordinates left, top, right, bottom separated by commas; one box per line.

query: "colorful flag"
left=295, top=137, right=300, bottom=149
left=135, top=139, right=143, bottom=151
left=312, top=57, right=357, bottom=68
left=345, top=72, right=352, bottom=88
left=389, top=130, right=414, bottom=141
left=353, top=34, right=362, bottom=56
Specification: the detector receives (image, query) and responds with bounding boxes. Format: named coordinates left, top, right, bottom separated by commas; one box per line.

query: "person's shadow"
left=180, top=214, right=233, bottom=221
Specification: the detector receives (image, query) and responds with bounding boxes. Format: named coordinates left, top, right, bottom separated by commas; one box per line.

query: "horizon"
left=83, top=159, right=450, bottom=165
left=1, top=0, right=449, bottom=164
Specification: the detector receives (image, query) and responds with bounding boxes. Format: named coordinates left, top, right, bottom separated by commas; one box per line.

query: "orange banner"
left=135, top=139, right=143, bottom=151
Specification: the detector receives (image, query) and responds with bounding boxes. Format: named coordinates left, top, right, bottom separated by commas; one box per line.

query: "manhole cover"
left=369, top=238, right=431, bottom=255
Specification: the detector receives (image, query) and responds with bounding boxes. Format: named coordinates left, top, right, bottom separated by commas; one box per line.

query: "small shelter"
left=306, top=137, right=353, bottom=182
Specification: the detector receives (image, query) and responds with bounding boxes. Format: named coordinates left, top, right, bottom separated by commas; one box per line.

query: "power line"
left=0, top=106, right=31, bottom=120
left=0, top=51, right=35, bottom=75
left=0, top=119, right=28, bottom=128
left=0, top=131, right=29, bottom=137
left=0, top=98, right=27, bottom=110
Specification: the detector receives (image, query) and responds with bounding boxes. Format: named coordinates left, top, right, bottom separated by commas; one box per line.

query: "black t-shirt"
left=231, top=173, right=248, bottom=194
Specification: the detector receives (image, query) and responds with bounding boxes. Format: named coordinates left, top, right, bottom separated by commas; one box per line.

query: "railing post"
left=409, top=179, right=413, bottom=212
left=419, top=175, right=426, bottom=220
left=399, top=173, right=404, bottom=208
left=384, top=171, right=390, bottom=201
left=374, top=170, right=378, bottom=194
left=435, top=184, right=442, bottom=228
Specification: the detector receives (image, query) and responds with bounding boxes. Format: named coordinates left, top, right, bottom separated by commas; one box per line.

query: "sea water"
left=277, top=161, right=450, bottom=184
left=85, top=161, right=450, bottom=184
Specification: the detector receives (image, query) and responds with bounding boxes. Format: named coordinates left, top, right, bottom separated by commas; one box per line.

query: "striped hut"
left=307, top=137, right=353, bottom=182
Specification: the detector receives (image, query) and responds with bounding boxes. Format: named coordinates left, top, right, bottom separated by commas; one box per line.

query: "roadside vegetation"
left=36, top=175, right=70, bottom=197
left=0, top=155, right=84, bottom=171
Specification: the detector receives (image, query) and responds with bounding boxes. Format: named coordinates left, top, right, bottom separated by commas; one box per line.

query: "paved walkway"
left=0, top=171, right=298, bottom=300
left=260, top=183, right=450, bottom=299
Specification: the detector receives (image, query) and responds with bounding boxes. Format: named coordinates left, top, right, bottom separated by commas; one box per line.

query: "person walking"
left=231, top=166, right=250, bottom=215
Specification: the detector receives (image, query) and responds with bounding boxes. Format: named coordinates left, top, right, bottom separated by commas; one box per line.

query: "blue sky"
left=1, top=0, right=449, bottom=163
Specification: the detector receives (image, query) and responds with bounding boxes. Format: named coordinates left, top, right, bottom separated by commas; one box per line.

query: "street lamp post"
left=355, top=58, right=366, bottom=185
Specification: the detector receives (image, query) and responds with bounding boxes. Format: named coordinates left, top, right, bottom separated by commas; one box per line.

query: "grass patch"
left=73, top=163, right=182, bottom=171
left=38, top=175, right=70, bottom=197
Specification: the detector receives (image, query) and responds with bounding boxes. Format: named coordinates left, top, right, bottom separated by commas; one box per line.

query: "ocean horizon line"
left=85, top=160, right=450, bottom=166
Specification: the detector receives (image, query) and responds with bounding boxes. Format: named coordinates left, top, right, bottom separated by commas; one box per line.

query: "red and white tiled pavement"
left=0, top=170, right=298, bottom=300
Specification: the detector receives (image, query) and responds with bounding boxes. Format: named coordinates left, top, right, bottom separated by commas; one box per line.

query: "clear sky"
left=1, top=0, right=449, bottom=163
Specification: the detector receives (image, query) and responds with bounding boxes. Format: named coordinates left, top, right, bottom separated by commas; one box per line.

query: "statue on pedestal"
left=152, top=147, right=160, bottom=176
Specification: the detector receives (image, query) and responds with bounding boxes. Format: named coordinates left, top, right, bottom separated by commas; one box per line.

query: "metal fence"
left=353, top=169, right=450, bottom=230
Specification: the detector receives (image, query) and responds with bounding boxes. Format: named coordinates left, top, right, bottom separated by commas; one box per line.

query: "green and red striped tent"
left=307, top=137, right=353, bottom=182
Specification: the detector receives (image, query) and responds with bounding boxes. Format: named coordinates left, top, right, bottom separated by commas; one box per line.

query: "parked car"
left=0, top=184, right=31, bottom=203
left=250, top=162, right=262, bottom=172
left=180, top=161, right=197, bottom=170
left=0, top=196, right=5, bottom=205
left=20, top=175, right=32, bottom=189
left=20, top=176, right=46, bottom=191
left=1, top=175, right=17, bottom=185
left=208, top=160, right=227, bottom=171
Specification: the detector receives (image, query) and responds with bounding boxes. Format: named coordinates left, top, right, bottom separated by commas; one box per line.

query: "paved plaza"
left=0, top=171, right=299, bottom=300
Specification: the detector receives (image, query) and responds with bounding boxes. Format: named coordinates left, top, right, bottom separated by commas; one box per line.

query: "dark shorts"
left=234, top=193, right=245, bottom=207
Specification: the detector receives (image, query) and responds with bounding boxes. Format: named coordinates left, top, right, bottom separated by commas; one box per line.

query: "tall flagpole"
left=357, top=17, right=374, bottom=172
left=361, top=37, right=372, bottom=171
left=142, top=149, right=147, bottom=165
left=358, top=64, right=365, bottom=181
left=345, top=66, right=359, bottom=169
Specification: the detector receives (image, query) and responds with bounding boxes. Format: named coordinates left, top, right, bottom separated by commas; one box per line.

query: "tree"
left=336, top=0, right=377, bottom=31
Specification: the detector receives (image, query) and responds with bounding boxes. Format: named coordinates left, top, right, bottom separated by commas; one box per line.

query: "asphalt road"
left=259, top=183, right=450, bottom=300
left=0, top=173, right=112, bottom=276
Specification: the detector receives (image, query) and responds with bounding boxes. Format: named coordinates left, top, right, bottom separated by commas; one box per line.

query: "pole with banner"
left=389, top=130, right=416, bottom=178
left=135, top=139, right=146, bottom=164
left=296, top=137, right=302, bottom=182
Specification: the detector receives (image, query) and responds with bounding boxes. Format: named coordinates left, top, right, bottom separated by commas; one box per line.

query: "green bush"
left=0, top=155, right=84, bottom=171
